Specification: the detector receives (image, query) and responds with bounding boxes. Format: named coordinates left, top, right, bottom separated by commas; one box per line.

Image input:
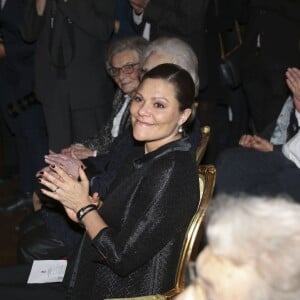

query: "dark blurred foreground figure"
left=176, top=194, right=300, bottom=300
left=0, top=0, right=48, bottom=212
left=0, top=64, right=199, bottom=300
left=21, top=0, right=116, bottom=152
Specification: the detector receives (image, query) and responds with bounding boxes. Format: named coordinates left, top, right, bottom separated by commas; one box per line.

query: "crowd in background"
left=0, top=0, right=300, bottom=299
left=1, top=0, right=300, bottom=203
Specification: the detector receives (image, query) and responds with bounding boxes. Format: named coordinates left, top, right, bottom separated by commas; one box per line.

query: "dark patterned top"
left=82, top=89, right=131, bottom=155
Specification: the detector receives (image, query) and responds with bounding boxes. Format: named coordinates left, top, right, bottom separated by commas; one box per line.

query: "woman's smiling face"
left=130, top=78, right=191, bottom=153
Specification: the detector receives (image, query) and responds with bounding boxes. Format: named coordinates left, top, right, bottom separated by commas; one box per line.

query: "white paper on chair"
left=27, top=260, right=67, bottom=284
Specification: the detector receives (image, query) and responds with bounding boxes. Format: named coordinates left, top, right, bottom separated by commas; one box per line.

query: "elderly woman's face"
left=111, top=50, right=140, bottom=96
left=176, top=247, right=254, bottom=300
left=130, top=78, right=191, bottom=153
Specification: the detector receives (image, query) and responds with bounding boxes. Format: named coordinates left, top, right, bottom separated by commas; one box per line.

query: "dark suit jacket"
left=133, top=0, right=210, bottom=90
left=242, top=0, right=300, bottom=73
left=21, top=0, right=115, bottom=110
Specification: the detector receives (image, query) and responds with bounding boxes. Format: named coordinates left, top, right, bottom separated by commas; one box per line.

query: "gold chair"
left=195, top=126, right=211, bottom=165
left=108, top=164, right=216, bottom=300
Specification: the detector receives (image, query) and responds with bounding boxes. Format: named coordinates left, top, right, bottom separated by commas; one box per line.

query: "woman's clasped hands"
left=38, top=164, right=100, bottom=223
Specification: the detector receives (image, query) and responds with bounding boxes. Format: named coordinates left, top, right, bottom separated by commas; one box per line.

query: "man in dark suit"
left=21, top=0, right=116, bottom=152
left=129, top=0, right=210, bottom=91
left=0, top=0, right=48, bottom=211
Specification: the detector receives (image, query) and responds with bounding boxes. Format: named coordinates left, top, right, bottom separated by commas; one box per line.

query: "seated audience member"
left=215, top=67, right=300, bottom=199
left=0, top=64, right=200, bottom=300
left=58, top=35, right=148, bottom=159
left=0, top=35, right=148, bottom=214
left=18, top=37, right=201, bottom=263
left=239, top=67, right=300, bottom=152
left=176, top=194, right=300, bottom=300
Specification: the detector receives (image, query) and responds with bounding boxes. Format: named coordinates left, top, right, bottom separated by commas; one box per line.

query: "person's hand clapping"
left=61, top=144, right=94, bottom=160
left=44, top=153, right=84, bottom=178
left=286, top=67, right=300, bottom=112
left=39, top=165, right=100, bottom=222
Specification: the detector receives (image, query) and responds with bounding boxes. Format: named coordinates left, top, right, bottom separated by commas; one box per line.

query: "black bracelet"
left=76, top=204, right=98, bottom=222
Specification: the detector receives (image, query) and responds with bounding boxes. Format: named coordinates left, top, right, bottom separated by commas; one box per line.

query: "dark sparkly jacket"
left=66, top=137, right=199, bottom=299
left=82, top=89, right=131, bottom=155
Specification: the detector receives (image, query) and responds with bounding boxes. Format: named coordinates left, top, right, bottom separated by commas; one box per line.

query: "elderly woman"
left=177, top=194, right=300, bottom=300
left=61, top=35, right=148, bottom=159
left=0, top=64, right=199, bottom=299
left=1, top=35, right=147, bottom=214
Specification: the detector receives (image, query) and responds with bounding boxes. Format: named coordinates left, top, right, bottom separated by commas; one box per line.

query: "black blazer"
left=21, top=0, right=115, bottom=110
left=67, top=138, right=199, bottom=299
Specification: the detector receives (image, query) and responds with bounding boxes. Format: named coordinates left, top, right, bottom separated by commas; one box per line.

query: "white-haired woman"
left=177, top=194, right=300, bottom=300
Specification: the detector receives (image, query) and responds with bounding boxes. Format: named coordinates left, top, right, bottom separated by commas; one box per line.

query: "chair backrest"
left=195, top=126, right=211, bottom=165
left=163, top=164, right=216, bottom=299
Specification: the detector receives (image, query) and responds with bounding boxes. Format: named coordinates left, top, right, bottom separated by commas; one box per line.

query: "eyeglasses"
left=108, top=63, right=140, bottom=77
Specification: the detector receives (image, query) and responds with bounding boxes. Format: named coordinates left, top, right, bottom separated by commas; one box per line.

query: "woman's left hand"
left=39, top=165, right=91, bottom=213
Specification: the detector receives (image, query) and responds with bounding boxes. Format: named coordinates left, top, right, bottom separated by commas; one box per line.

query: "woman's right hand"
left=39, top=165, right=91, bottom=213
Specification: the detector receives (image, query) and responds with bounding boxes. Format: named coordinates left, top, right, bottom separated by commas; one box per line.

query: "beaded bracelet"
left=76, top=204, right=98, bottom=222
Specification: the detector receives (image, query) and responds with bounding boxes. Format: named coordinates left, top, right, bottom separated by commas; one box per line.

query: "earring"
left=178, top=126, right=183, bottom=133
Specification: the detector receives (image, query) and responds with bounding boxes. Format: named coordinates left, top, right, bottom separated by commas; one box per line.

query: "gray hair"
left=105, top=36, right=148, bottom=72
left=206, top=194, right=300, bottom=300
left=141, top=37, right=199, bottom=96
